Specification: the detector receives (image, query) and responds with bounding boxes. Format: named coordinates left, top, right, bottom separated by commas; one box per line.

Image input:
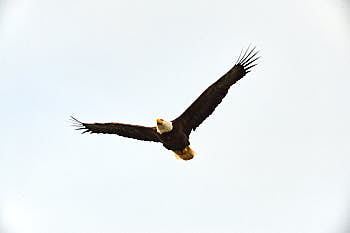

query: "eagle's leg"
left=173, top=146, right=196, bottom=161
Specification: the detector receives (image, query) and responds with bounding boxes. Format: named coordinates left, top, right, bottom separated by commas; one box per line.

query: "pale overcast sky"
left=1, top=0, right=350, bottom=233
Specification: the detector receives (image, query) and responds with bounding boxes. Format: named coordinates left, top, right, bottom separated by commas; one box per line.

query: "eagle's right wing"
left=71, top=117, right=160, bottom=142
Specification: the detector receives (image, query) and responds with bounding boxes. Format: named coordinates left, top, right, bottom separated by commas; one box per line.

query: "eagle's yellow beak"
left=156, top=119, right=163, bottom=125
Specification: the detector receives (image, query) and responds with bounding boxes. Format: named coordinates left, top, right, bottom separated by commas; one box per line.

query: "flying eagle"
left=71, top=47, right=259, bottom=160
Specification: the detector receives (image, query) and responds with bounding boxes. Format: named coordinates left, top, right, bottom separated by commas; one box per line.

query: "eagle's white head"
left=156, top=118, right=173, bottom=134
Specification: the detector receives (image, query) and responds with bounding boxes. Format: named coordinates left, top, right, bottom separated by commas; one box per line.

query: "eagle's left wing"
left=172, top=47, right=259, bottom=136
left=71, top=117, right=160, bottom=142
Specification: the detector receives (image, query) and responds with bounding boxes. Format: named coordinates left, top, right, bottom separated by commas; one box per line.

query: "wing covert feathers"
left=174, top=46, right=259, bottom=136
left=70, top=116, right=160, bottom=142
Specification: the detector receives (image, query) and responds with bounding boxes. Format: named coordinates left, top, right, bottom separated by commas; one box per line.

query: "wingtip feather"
left=236, top=46, right=260, bottom=72
left=70, top=116, right=90, bottom=133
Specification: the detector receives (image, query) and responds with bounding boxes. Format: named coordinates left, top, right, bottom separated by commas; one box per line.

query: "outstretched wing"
left=70, top=117, right=160, bottom=142
left=173, top=46, right=259, bottom=136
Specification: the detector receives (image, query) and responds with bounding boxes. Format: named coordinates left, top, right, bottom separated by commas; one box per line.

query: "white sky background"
left=1, top=0, right=350, bottom=232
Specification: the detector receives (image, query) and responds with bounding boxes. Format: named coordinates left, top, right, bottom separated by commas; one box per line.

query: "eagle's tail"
left=174, top=146, right=196, bottom=161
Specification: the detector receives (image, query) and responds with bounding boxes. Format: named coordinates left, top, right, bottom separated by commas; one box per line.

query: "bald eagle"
left=71, top=47, right=259, bottom=160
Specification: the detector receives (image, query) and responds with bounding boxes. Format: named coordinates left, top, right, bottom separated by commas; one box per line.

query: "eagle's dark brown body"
left=71, top=47, right=259, bottom=160
left=159, top=121, right=189, bottom=151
